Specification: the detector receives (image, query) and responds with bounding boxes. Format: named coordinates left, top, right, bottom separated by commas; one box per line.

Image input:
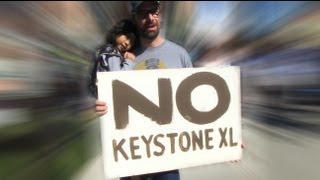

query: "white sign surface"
left=97, top=67, right=242, bottom=178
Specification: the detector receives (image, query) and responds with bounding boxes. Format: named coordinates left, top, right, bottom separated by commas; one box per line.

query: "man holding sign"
left=95, top=1, right=242, bottom=180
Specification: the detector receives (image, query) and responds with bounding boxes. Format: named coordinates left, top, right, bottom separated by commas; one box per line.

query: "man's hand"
left=96, top=100, right=108, bottom=116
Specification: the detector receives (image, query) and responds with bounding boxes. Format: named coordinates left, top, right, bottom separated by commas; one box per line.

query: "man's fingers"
left=95, top=100, right=108, bottom=116
left=96, top=105, right=107, bottom=111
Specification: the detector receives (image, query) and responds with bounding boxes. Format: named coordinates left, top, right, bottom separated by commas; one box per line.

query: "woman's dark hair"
left=105, top=19, right=139, bottom=50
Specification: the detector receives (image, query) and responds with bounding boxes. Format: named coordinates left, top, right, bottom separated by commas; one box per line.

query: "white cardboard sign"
left=97, top=67, right=242, bottom=178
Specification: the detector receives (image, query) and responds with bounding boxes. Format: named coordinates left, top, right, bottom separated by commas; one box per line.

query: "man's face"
left=133, top=1, right=161, bottom=40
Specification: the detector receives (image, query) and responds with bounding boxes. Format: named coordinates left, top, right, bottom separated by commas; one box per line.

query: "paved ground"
left=72, top=118, right=320, bottom=180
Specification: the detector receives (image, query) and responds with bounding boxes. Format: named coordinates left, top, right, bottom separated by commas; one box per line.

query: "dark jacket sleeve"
left=88, top=51, right=99, bottom=98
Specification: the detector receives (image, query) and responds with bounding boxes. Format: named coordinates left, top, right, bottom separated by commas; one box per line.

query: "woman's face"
left=115, top=33, right=135, bottom=52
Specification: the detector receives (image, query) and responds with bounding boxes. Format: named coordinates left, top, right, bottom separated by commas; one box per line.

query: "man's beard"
left=141, top=28, right=159, bottom=40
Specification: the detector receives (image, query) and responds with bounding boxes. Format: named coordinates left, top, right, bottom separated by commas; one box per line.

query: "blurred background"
left=1, top=1, right=320, bottom=180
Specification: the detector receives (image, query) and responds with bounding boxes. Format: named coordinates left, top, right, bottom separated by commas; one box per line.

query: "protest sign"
left=97, top=67, right=242, bottom=178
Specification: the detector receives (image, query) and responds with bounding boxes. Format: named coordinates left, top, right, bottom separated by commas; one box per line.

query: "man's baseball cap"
left=131, top=1, right=160, bottom=13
